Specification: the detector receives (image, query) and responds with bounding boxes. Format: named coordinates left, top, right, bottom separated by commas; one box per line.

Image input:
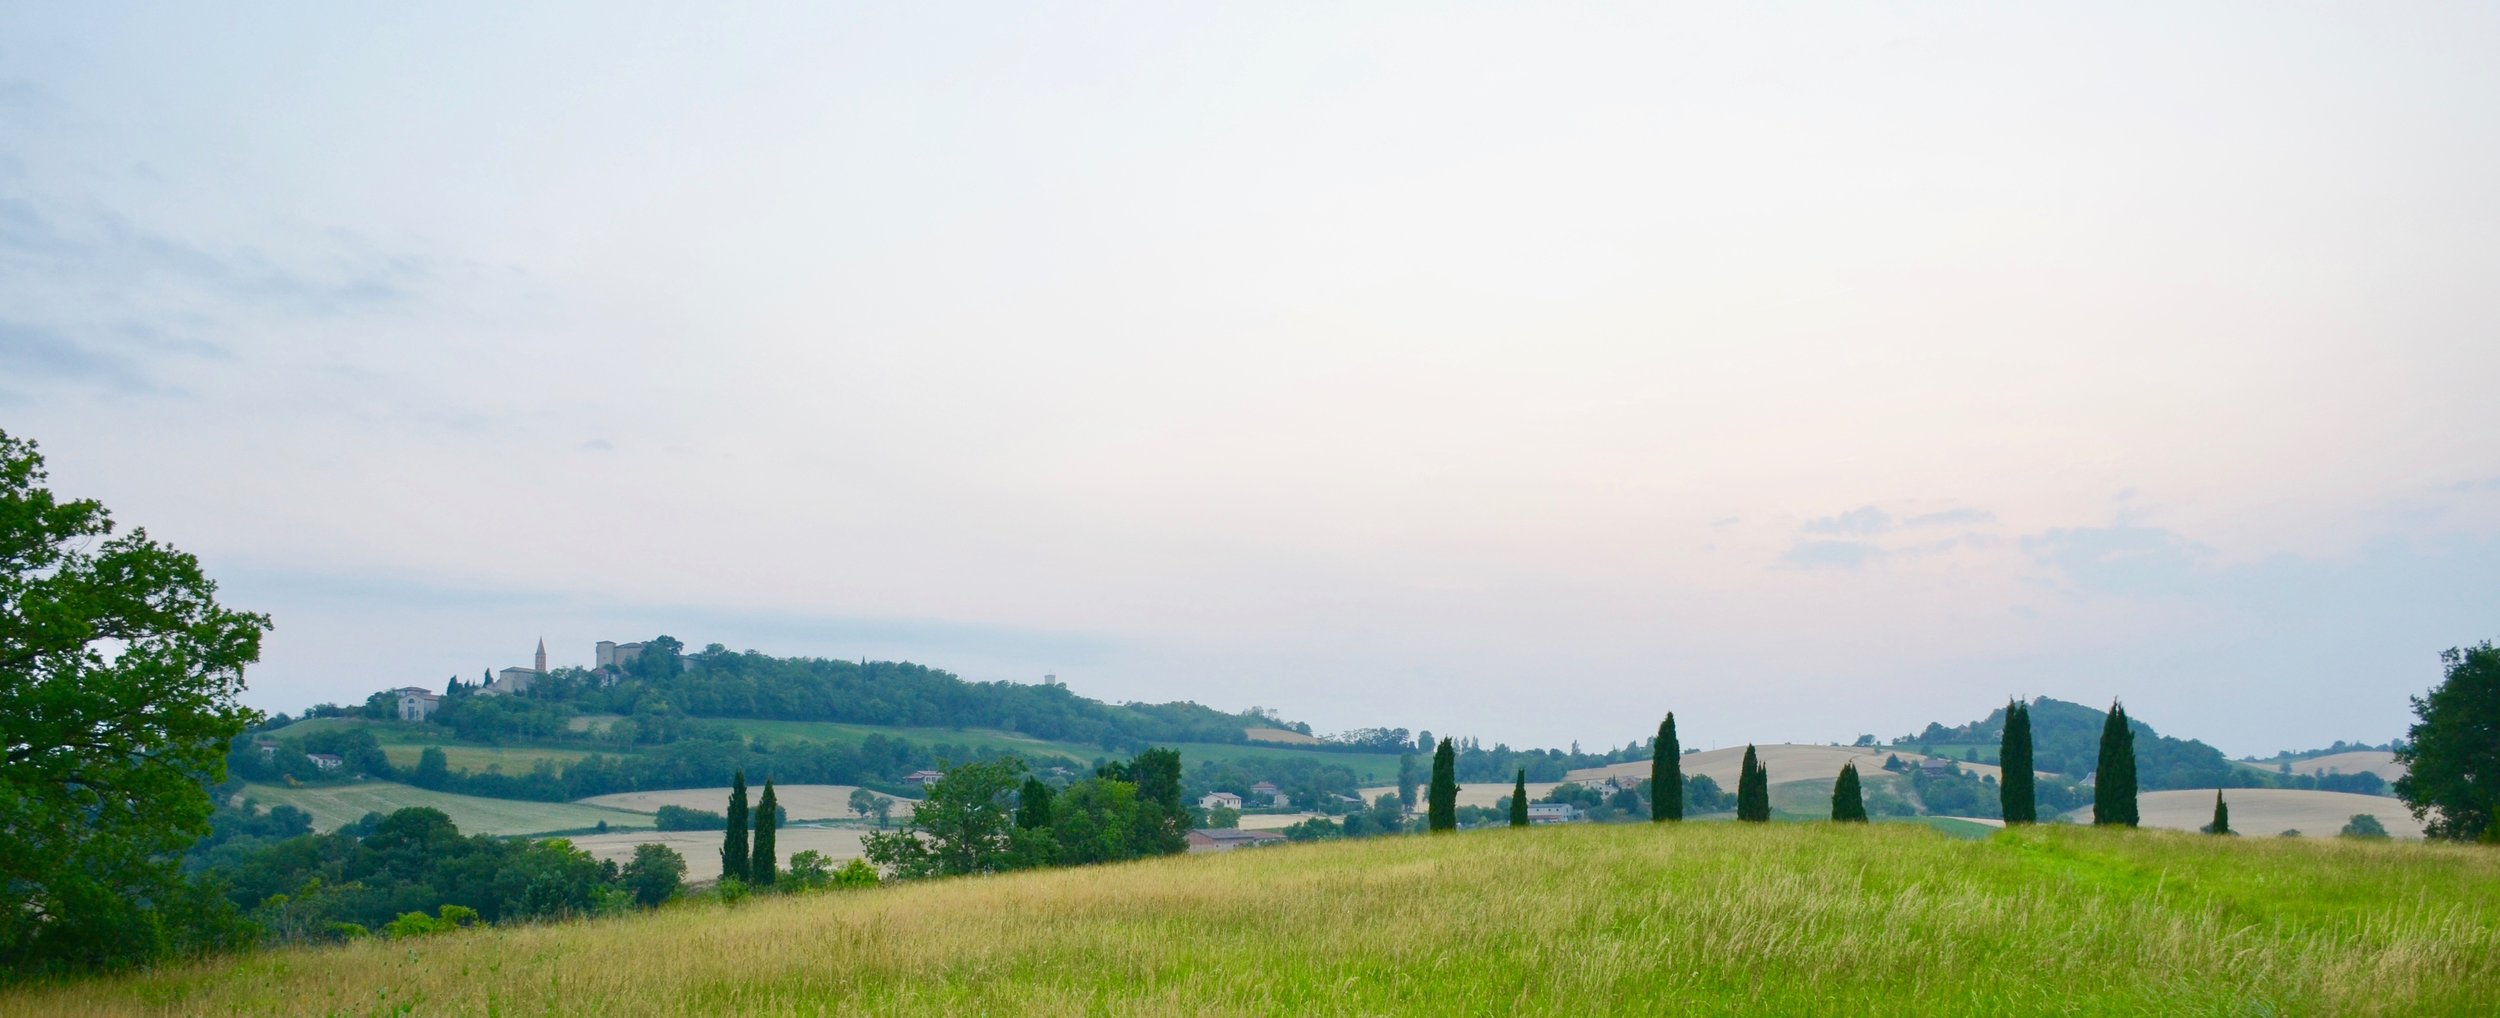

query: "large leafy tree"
left=2395, top=643, right=2500, bottom=842
left=863, top=757, right=1027, bottom=879
left=1652, top=713, right=1682, bottom=822
left=0, top=430, right=270, bottom=974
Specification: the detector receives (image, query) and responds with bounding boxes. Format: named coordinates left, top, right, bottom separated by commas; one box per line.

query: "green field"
left=235, top=782, right=648, bottom=837
left=24, top=822, right=2497, bottom=1015
left=277, top=717, right=619, bottom=776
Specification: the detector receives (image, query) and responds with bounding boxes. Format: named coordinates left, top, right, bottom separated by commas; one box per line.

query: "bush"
left=2339, top=814, right=2390, bottom=840
left=655, top=805, right=727, bottom=831
left=384, top=904, right=477, bottom=939
left=715, top=877, right=751, bottom=904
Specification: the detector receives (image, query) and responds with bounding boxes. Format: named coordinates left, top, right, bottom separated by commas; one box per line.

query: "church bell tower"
left=535, top=637, right=548, bottom=673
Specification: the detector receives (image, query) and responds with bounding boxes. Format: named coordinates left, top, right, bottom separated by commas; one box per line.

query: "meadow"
left=713, top=718, right=1410, bottom=783
left=23, top=822, right=2496, bottom=1016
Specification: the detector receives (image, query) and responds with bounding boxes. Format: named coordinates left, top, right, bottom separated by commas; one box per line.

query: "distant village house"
left=1198, top=791, right=1243, bottom=811
left=904, top=769, right=946, bottom=789
left=1185, top=829, right=1285, bottom=853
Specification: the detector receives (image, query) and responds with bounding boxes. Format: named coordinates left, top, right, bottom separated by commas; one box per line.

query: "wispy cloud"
left=1904, top=508, right=1997, bottom=529
left=0, top=319, right=156, bottom=392
left=2022, top=525, right=2211, bottom=596
left=1801, top=506, right=1892, bottom=536
left=1783, top=539, right=1884, bottom=570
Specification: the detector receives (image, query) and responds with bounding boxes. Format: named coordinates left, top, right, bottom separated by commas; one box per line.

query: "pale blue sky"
left=6, top=3, right=2497, bottom=755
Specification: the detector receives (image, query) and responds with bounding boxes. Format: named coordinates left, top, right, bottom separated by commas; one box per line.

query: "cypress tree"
left=1652, top=713, right=1683, bottom=822
left=1737, top=745, right=1769, bottom=822
left=2205, top=791, right=2232, bottom=835
left=1510, top=769, right=1530, bottom=827
left=2094, top=701, right=2139, bottom=827
left=722, top=770, right=751, bottom=883
left=1831, top=762, right=1867, bottom=822
left=2000, top=699, right=2037, bottom=825
left=751, top=779, right=779, bottom=887
left=1428, top=737, right=1458, bottom=832
left=1016, top=776, right=1054, bottom=830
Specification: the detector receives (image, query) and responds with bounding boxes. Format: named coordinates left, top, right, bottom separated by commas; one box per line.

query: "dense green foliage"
left=1736, top=746, right=1768, bottom=822
left=864, top=750, right=1192, bottom=879
left=621, top=843, right=686, bottom=907
left=1510, top=770, right=1529, bottom=827
left=2395, top=642, right=2500, bottom=842
left=1427, top=739, right=1457, bottom=832
left=2000, top=699, right=2035, bottom=824
left=206, top=807, right=621, bottom=939
left=654, top=804, right=725, bottom=831
left=0, top=430, right=271, bottom=978
left=1652, top=714, right=1681, bottom=821
left=1831, top=763, right=1867, bottom=822
left=2095, top=704, right=2138, bottom=827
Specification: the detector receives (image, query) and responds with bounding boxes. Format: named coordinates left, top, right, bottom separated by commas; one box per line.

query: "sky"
left=5, top=3, right=2498, bottom=758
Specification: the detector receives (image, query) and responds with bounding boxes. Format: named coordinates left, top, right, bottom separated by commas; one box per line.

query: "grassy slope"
left=236, top=782, right=649, bottom=836
left=277, top=717, right=617, bottom=775
left=28, top=824, right=2499, bottom=1016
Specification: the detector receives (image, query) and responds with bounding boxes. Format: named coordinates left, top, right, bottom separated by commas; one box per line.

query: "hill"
left=23, top=824, right=2497, bottom=1015
left=1896, top=697, right=2240, bottom=788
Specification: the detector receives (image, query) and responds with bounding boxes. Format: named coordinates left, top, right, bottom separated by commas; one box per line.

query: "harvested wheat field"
left=18, top=822, right=2496, bottom=1016
left=2288, top=751, right=2407, bottom=781
left=2071, top=788, right=2425, bottom=838
left=1568, top=744, right=1937, bottom=788
left=578, top=785, right=913, bottom=820
left=1357, top=782, right=1564, bottom=810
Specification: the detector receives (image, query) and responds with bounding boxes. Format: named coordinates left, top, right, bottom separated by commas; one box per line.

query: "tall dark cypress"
left=1428, top=737, right=1458, bottom=832
left=2000, top=699, right=2037, bottom=824
left=1509, top=769, right=1530, bottom=827
left=722, top=770, right=751, bottom=883
left=1652, top=713, right=1683, bottom=822
left=751, top=779, right=779, bottom=887
left=2094, top=701, right=2138, bottom=827
left=1016, top=777, right=1054, bottom=830
left=2206, top=790, right=2231, bottom=835
left=1737, top=744, right=1769, bottom=822
left=1831, top=762, right=1867, bottom=822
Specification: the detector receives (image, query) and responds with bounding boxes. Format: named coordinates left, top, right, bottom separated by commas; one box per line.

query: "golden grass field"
left=19, top=821, right=2497, bottom=1015
left=1567, top=743, right=1970, bottom=788
left=2288, top=750, right=2407, bottom=781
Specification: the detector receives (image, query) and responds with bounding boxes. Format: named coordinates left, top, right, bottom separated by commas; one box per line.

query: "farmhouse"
left=1526, top=802, right=1575, bottom=824
left=904, top=769, right=946, bottom=788
left=1249, top=781, right=1283, bottom=805
left=395, top=687, right=441, bottom=722
left=1184, top=829, right=1285, bottom=853
left=1198, top=791, right=1243, bottom=811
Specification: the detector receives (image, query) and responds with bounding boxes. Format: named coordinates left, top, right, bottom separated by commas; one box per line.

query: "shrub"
left=2340, top=814, right=2390, bottom=840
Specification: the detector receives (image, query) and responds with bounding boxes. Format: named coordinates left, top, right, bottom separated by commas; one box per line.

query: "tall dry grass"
left=14, top=823, right=2497, bottom=1016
